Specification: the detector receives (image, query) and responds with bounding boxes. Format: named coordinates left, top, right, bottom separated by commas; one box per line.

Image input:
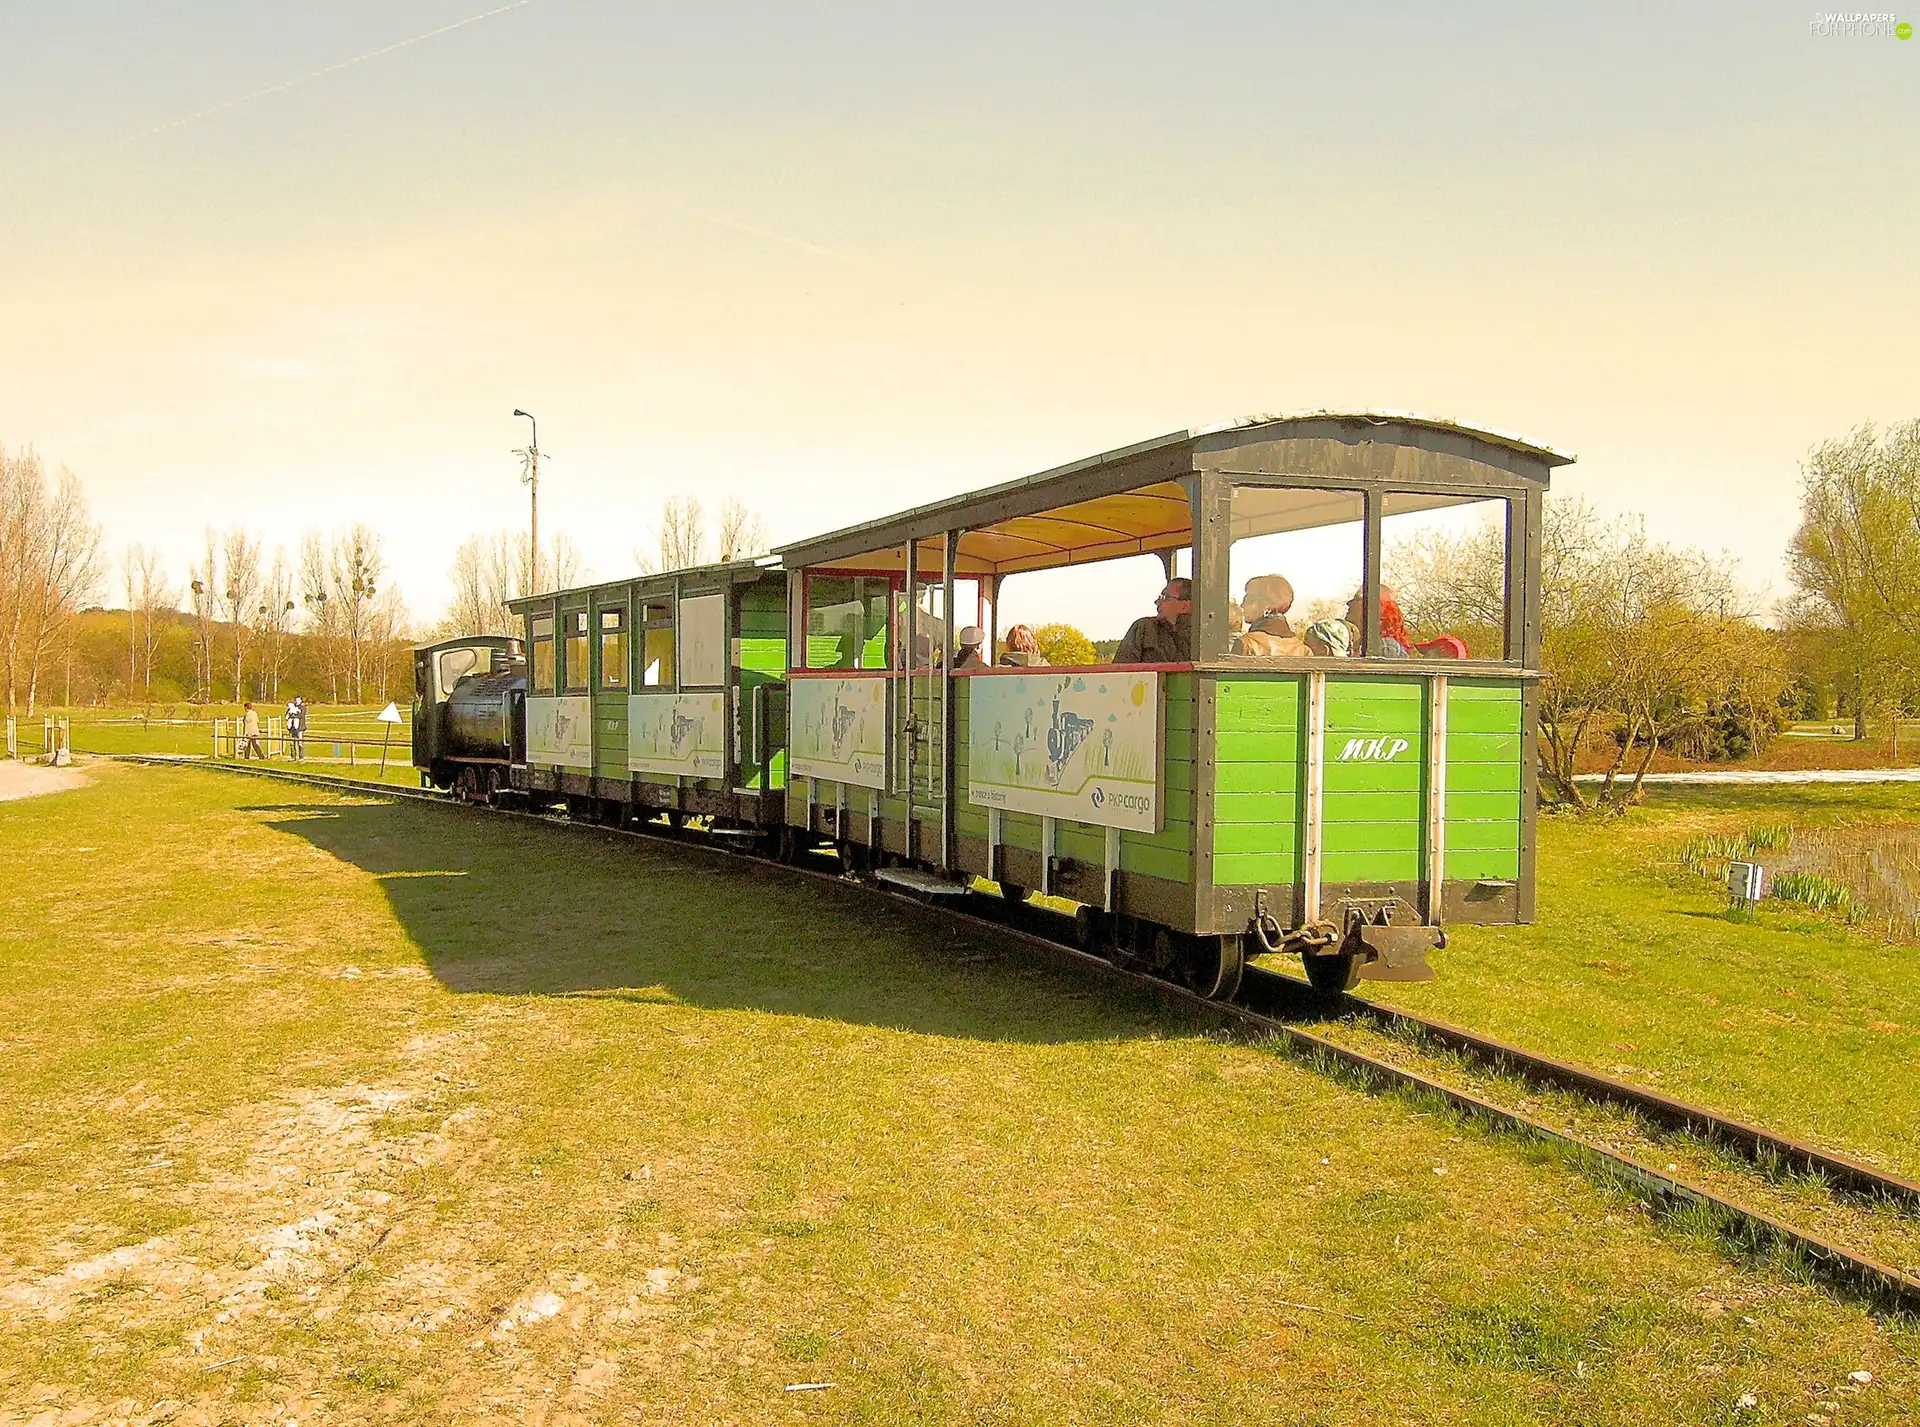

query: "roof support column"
left=1362, top=489, right=1383, bottom=658
left=941, top=528, right=960, bottom=873
left=1190, top=470, right=1232, bottom=662
left=901, top=537, right=917, bottom=862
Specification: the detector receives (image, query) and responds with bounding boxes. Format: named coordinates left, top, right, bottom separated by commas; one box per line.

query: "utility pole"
left=514, top=409, right=540, bottom=595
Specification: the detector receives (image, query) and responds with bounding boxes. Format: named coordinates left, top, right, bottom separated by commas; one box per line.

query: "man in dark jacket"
left=1114, top=577, right=1193, bottom=664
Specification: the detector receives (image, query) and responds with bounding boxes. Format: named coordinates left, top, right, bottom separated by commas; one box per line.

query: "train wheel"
left=1184, top=934, right=1245, bottom=1001
left=1073, top=905, right=1107, bottom=953
left=1147, top=928, right=1180, bottom=978
left=1303, top=950, right=1362, bottom=994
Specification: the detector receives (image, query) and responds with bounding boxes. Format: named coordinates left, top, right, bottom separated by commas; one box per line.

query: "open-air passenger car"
left=775, top=413, right=1567, bottom=995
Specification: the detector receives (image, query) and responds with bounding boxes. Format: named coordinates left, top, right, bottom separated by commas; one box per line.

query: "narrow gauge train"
left=414, top=412, right=1567, bottom=997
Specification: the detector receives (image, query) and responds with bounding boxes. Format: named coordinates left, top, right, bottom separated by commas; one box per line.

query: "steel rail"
left=1298, top=979, right=1920, bottom=1215
left=107, top=754, right=1920, bottom=1316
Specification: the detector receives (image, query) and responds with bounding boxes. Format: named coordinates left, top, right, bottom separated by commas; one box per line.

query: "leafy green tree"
left=1030, top=622, right=1096, bottom=667
left=1786, top=420, right=1920, bottom=751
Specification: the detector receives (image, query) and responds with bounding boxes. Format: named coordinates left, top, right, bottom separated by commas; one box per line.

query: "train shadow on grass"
left=248, top=798, right=1192, bottom=1046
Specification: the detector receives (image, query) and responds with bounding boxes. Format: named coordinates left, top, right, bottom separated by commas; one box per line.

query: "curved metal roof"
left=777, top=410, right=1571, bottom=574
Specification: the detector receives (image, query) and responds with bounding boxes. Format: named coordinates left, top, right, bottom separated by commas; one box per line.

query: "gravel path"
left=0, top=761, right=89, bottom=801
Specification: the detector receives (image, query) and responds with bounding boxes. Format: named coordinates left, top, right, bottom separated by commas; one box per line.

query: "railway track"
left=110, top=753, right=1920, bottom=1316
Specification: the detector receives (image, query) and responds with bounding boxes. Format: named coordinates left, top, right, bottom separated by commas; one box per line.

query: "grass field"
left=2, top=764, right=1915, bottom=1424
left=1363, top=782, right=1920, bottom=1186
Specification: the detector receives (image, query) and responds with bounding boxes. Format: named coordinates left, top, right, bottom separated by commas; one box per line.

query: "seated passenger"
left=1302, top=618, right=1352, bottom=658
left=997, top=623, right=1049, bottom=667
left=1238, top=574, right=1309, bottom=656
left=1415, top=635, right=1469, bottom=659
left=1242, top=575, right=1297, bottom=638
left=954, top=626, right=987, bottom=668
left=1114, top=577, right=1193, bottom=664
left=1343, top=587, right=1413, bottom=659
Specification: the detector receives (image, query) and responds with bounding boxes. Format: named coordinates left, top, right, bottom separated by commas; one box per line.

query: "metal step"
left=874, top=866, right=973, bottom=899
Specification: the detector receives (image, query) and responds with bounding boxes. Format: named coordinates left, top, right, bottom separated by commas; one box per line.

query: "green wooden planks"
left=1212, top=822, right=1297, bottom=856
left=1445, top=849, right=1521, bottom=881
left=1443, top=677, right=1523, bottom=883
left=1321, top=790, right=1423, bottom=822
left=1214, top=760, right=1300, bottom=793
left=1212, top=675, right=1303, bottom=890
left=1321, top=849, right=1418, bottom=884
left=1322, top=760, right=1423, bottom=794
left=1215, top=729, right=1304, bottom=763
left=1213, top=852, right=1294, bottom=886
left=1447, top=732, right=1523, bottom=763
left=1445, top=789, right=1522, bottom=822
left=1447, top=761, right=1522, bottom=793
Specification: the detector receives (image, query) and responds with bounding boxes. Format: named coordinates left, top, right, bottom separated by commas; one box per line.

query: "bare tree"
left=122, top=543, right=174, bottom=704
left=444, top=532, right=517, bottom=637
left=221, top=527, right=262, bottom=701
left=0, top=451, right=102, bottom=713
left=637, top=496, right=707, bottom=574
left=365, top=583, right=411, bottom=702
left=718, top=496, right=767, bottom=562
left=256, top=550, right=296, bottom=701
left=328, top=525, right=384, bottom=703
left=516, top=530, right=582, bottom=600
left=0, top=447, right=41, bottom=711
left=299, top=531, right=343, bottom=703
left=188, top=531, right=221, bottom=702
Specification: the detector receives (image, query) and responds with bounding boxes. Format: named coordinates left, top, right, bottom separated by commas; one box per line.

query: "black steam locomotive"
left=411, top=635, right=527, bottom=798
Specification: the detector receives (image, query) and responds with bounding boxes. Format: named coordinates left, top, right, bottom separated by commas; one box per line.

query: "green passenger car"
left=506, top=560, right=790, bottom=825
left=774, top=412, right=1568, bottom=997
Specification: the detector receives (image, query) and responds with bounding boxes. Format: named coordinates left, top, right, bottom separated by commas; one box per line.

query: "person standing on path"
left=285, top=695, right=306, bottom=761
left=240, top=701, right=264, bottom=760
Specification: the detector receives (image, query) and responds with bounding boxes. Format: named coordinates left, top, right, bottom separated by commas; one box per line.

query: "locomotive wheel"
left=1303, top=950, right=1362, bottom=994
left=1183, top=934, right=1246, bottom=1001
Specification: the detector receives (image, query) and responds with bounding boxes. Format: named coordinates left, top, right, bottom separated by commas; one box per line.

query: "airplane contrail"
left=106, top=0, right=541, bottom=149
left=93, top=0, right=856, bottom=265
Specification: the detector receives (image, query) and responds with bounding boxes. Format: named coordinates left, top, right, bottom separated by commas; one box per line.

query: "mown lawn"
left=1, top=765, right=1913, bottom=1424
left=1372, top=783, right=1920, bottom=1183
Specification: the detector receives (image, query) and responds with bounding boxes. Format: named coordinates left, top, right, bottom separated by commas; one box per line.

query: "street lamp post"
left=514, top=409, right=539, bottom=594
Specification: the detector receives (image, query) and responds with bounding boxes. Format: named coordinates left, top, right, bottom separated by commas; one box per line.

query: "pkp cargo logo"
left=1090, top=785, right=1152, bottom=815
left=1337, top=736, right=1411, bottom=763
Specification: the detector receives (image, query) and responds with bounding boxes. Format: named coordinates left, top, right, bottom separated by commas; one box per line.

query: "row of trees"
left=4, top=437, right=781, bottom=710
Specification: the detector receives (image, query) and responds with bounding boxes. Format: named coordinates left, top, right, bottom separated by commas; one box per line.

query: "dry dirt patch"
left=0, top=760, right=89, bottom=802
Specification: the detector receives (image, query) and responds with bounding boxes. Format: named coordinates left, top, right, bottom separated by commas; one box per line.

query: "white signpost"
left=789, top=676, right=889, bottom=791
left=967, top=670, right=1161, bottom=833
left=376, top=701, right=404, bottom=775
left=628, top=691, right=726, bottom=778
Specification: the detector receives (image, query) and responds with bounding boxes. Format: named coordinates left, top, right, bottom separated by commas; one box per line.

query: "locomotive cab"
left=412, top=635, right=527, bottom=793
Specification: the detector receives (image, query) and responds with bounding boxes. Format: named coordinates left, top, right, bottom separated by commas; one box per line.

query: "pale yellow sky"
left=2, top=2, right=1915, bottom=634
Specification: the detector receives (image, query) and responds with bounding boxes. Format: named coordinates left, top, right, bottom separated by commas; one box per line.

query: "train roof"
left=776, top=410, right=1572, bottom=577
left=506, top=557, right=777, bottom=613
